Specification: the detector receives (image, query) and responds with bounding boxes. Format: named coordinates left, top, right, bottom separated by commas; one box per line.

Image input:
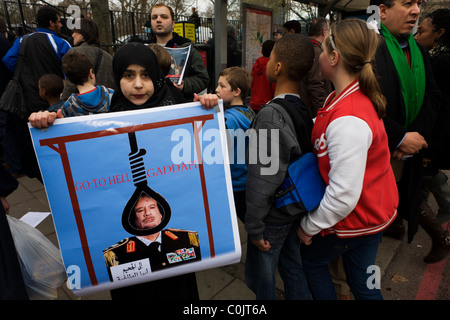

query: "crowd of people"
left=0, top=0, right=449, bottom=301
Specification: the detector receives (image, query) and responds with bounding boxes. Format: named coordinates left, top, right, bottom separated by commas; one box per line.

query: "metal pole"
left=214, top=0, right=227, bottom=86
left=17, top=0, right=26, bottom=32
left=2, top=0, right=12, bottom=31
left=110, top=11, right=116, bottom=44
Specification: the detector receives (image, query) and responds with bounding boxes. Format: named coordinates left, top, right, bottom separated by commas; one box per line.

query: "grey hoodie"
left=245, top=94, right=309, bottom=240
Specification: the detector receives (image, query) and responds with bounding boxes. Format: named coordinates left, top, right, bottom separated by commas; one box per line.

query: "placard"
left=29, top=101, right=241, bottom=296
left=165, top=45, right=191, bottom=86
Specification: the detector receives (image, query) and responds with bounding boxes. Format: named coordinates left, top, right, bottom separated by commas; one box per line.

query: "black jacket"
left=0, top=165, right=28, bottom=299
left=103, top=229, right=201, bottom=278
left=374, top=37, right=440, bottom=152
left=374, top=36, right=441, bottom=242
left=14, top=33, right=67, bottom=115
left=428, top=50, right=450, bottom=169
left=0, top=33, right=12, bottom=96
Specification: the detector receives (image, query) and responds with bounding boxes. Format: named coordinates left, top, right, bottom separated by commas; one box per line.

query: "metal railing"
left=1, top=0, right=88, bottom=41
left=1, top=1, right=241, bottom=47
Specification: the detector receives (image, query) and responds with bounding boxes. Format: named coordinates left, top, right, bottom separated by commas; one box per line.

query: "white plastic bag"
left=7, top=215, right=67, bottom=299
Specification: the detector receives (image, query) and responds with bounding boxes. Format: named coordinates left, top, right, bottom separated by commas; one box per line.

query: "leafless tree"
left=289, top=1, right=317, bottom=22
left=420, top=0, right=450, bottom=16
left=202, top=0, right=241, bottom=19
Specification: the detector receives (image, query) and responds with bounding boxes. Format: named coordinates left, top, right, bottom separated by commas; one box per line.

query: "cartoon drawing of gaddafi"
left=103, top=132, right=201, bottom=281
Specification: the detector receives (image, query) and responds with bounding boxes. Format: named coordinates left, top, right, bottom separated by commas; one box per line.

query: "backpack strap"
left=13, top=34, right=30, bottom=81
left=93, top=48, right=103, bottom=75
left=270, top=98, right=313, bottom=154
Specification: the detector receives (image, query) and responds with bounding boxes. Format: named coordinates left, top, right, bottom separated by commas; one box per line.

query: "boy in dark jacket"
left=244, top=34, right=314, bottom=300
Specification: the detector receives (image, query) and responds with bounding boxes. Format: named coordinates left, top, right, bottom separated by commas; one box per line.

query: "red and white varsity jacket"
left=300, top=80, right=399, bottom=238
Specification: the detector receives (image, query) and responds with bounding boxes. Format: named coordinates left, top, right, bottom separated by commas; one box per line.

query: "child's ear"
left=436, top=28, right=445, bottom=40
left=233, top=87, right=241, bottom=97
left=379, top=4, right=388, bottom=20
left=275, top=61, right=282, bottom=76
left=330, top=51, right=339, bottom=67
left=38, top=85, right=46, bottom=97
left=89, top=68, right=95, bottom=79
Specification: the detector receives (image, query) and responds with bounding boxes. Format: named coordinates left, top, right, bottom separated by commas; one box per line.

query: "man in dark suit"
left=371, top=0, right=441, bottom=243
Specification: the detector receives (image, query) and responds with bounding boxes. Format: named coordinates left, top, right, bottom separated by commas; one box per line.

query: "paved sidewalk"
left=7, top=175, right=404, bottom=300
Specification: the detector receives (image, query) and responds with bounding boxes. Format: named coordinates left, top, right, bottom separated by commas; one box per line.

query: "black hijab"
left=110, top=42, right=176, bottom=112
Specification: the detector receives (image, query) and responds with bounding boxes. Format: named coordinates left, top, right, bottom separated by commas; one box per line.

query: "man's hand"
left=296, top=226, right=313, bottom=246
left=250, top=237, right=271, bottom=252
left=1, top=197, right=10, bottom=215
left=398, top=132, right=428, bottom=155
left=194, top=93, right=219, bottom=110
left=392, top=149, right=406, bottom=160
left=28, top=109, right=63, bottom=129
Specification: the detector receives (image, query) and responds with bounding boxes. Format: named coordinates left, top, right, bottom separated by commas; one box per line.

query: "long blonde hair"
left=324, top=18, right=386, bottom=118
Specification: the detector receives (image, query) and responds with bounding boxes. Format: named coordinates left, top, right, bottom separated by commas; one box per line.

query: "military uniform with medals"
left=103, top=228, right=201, bottom=280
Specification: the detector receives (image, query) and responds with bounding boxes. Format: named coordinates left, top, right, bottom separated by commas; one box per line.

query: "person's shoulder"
left=98, top=84, right=114, bottom=92
left=227, top=105, right=255, bottom=119
left=255, top=100, right=283, bottom=122
left=44, top=30, right=71, bottom=46
left=433, top=50, right=450, bottom=66
left=0, top=33, right=11, bottom=47
left=374, top=34, right=387, bottom=53
left=172, top=32, right=193, bottom=46
left=103, top=237, right=135, bottom=254
left=63, top=94, right=77, bottom=105
left=162, top=228, right=200, bottom=246
left=224, top=106, right=243, bottom=125
left=163, top=228, right=199, bottom=237
left=415, top=41, right=430, bottom=58
left=47, top=100, right=64, bottom=112
left=271, top=94, right=305, bottom=108
left=68, top=43, right=94, bottom=54
left=92, top=85, right=113, bottom=99
left=260, top=95, right=307, bottom=122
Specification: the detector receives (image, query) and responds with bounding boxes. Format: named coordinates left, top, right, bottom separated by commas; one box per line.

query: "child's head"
left=267, top=33, right=314, bottom=83
left=62, top=51, right=94, bottom=86
left=38, top=73, right=64, bottom=102
left=261, top=40, right=275, bottom=58
left=147, top=43, right=172, bottom=76
left=112, top=42, right=168, bottom=107
left=322, top=18, right=385, bottom=117
left=283, top=20, right=302, bottom=34
left=216, top=67, right=252, bottom=105
left=72, top=18, right=100, bottom=46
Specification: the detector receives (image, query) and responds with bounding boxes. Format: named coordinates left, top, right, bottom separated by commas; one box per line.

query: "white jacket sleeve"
left=301, top=116, right=373, bottom=236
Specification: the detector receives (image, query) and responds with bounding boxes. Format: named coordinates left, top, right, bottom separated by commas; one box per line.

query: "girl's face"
left=215, top=76, right=237, bottom=104
left=72, top=31, right=84, bottom=46
left=319, top=35, right=335, bottom=81
left=414, top=17, right=438, bottom=50
left=120, top=64, right=155, bottom=105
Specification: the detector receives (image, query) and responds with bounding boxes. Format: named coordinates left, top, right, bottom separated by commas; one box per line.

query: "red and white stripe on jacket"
left=300, top=80, right=399, bottom=238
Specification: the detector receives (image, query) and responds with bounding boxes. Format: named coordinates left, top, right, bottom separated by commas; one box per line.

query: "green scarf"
left=380, top=22, right=425, bottom=128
